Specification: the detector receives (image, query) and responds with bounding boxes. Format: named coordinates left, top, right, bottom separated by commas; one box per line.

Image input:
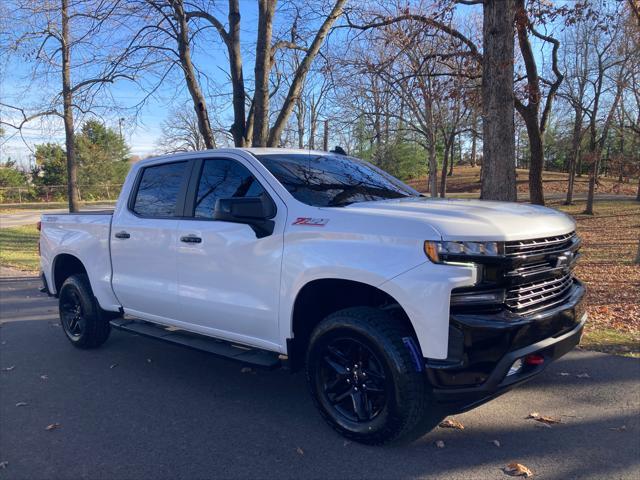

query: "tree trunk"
left=523, top=112, right=545, bottom=205
left=480, top=0, right=516, bottom=202
left=584, top=155, right=599, bottom=215
left=296, top=96, right=305, bottom=149
left=440, top=138, right=450, bottom=198
left=565, top=108, right=583, bottom=205
left=252, top=0, right=276, bottom=147
left=309, top=103, right=317, bottom=150
left=172, top=0, right=215, bottom=149
left=61, top=0, right=80, bottom=212
left=470, top=114, right=477, bottom=168
left=227, top=0, right=246, bottom=147
left=428, top=142, right=438, bottom=198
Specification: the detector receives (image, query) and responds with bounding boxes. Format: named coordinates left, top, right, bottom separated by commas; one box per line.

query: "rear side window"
left=194, top=159, right=265, bottom=218
left=133, top=161, right=187, bottom=217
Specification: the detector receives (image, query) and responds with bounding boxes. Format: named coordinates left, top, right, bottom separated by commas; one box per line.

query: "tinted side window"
left=195, top=159, right=265, bottom=218
left=133, top=162, right=187, bottom=217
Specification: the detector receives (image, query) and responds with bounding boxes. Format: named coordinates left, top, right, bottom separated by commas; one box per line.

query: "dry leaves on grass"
left=296, top=447, right=304, bottom=455
left=491, top=440, right=501, bottom=447
left=434, top=440, right=445, bottom=448
left=45, top=423, right=60, bottom=431
left=503, top=462, right=534, bottom=478
left=526, top=412, right=561, bottom=425
left=439, top=419, right=465, bottom=430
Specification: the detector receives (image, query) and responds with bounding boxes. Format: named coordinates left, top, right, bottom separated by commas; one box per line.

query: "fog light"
left=507, top=359, right=523, bottom=376
left=524, top=354, right=545, bottom=366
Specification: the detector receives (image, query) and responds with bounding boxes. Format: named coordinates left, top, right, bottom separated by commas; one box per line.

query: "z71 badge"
left=292, top=217, right=329, bottom=226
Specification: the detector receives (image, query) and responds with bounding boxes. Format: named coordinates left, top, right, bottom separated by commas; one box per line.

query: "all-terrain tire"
left=58, top=274, right=114, bottom=349
left=306, top=307, right=443, bottom=445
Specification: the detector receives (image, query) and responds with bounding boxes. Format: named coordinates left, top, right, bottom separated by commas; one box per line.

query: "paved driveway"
left=1, top=276, right=639, bottom=480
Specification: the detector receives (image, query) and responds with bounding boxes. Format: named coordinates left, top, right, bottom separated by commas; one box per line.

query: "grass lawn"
left=553, top=199, right=640, bottom=358
left=0, top=197, right=638, bottom=357
left=0, top=224, right=40, bottom=273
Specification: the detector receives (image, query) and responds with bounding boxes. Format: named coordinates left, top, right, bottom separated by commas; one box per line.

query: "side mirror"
left=213, top=193, right=276, bottom=238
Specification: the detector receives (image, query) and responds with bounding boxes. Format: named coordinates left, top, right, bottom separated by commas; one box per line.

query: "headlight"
left=424, top=240, right=502, bottom=263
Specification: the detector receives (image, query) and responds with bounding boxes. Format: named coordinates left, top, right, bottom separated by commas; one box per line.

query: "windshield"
left=254, top=153, right=419, bottom=207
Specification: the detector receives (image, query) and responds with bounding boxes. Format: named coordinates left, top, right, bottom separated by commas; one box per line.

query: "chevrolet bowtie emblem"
left=555, top=251, right=574, bottom=269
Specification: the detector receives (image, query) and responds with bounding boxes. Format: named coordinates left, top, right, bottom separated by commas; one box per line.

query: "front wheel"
left=58, top=274, right=113, bottom=349
left=306, top=307, right=443, bottom=445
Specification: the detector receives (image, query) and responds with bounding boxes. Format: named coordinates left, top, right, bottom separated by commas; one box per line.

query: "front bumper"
left=426, top=281, right=586, bottom=414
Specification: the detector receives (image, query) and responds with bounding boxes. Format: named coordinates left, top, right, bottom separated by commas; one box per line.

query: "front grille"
left=505, top=232, right=576, bottom=257
left=506, top=272, right=574, bottom=315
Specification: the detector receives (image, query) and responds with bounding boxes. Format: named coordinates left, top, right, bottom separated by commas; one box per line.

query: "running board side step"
left=110, top=318, right=281, bottom=369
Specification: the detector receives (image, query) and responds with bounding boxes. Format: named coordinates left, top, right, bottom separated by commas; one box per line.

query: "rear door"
left=175, top=155, right=285, bottom=349
left=111, top=160, right=192, bottom=322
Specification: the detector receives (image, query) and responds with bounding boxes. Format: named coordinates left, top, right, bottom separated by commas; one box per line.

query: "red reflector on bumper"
left=524, top=354, right=545, bottom=366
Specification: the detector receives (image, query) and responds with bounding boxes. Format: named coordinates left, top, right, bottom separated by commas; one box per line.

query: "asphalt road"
left=1, top=277, right=639, bottom=480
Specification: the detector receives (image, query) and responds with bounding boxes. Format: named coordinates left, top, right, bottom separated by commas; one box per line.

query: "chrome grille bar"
left=505, top=273, right=574, bottom=314
left=505, top=232, right=576, bottom=257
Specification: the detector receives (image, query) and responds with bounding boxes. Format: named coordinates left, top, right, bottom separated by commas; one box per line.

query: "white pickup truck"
left=39, top=148, right=586, bottom=444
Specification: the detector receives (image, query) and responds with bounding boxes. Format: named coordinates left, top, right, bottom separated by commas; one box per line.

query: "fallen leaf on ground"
left=492, top=440, right=501, bottom=447
left=40, top=375, right=48, bottom=380
left=343, top=440, right=351, bottom=447
left=439, top=419, right=465, bottom=430
left=558, top=372, right=570, bottom=376
left=1, top=366, right=15, bottom=372
left=576, top=373, right=590, bottom=378
left=15, top=402, right=28, bottom=407
left=240, top=367, right=253, bottom=374
left=109, top=364, right=118, bottom=369
left=526, top=412, right=561, bottom=425
left=504, top=462, right=533, bottom=477
left=296, top=447, right=304, bottom=455
left=0, top=461, right=8, bottom=469
left=434, top=440, right=445, bottom=448
left=45, top=423, right=60, bottom=431
left=146, top=358, right=152, bottom=363
left=609, top=425, right=627, bottom=432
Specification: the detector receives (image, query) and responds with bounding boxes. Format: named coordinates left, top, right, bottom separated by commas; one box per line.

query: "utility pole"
left=323, top=120, right=329, bottom=151
left=118, top=117, right=124, bottom=142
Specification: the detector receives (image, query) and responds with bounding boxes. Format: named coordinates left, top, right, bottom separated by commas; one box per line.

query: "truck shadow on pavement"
left=1, top=277, right=639, bottom=480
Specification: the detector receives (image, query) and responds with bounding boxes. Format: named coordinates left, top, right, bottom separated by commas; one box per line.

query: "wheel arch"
left=287, top=278, right=419, bottom=371
left=51, top=253, right=88, bottom=295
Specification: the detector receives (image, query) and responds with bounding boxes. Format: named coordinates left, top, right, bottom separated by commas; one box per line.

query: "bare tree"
left=513, top=0, right=564, bottom=206
left=157, top=107, right=209, bottom=153
left=1, top=0, right=138, bottom=211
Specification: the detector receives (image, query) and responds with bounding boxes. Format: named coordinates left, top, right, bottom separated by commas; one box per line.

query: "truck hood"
left=342, top=197, right=576, bottom=241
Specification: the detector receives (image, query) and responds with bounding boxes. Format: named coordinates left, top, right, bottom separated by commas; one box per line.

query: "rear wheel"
left=59, top=274, right=114, bottom=349
left=306, top=307, right=443, bottom=445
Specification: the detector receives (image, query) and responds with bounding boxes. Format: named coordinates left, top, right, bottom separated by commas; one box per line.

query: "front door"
left=176, top=156, right=285, bottom=349
left=111, top=160, right=191, bottom=323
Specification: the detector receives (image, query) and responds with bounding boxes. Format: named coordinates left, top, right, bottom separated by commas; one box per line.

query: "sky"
left=0, top=1, right=261, bottom=168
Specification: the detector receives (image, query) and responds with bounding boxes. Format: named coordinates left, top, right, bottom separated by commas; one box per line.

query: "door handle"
left=114, top=231, right=130, bottom=239
left=180, top=235, right=202, bottom=244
